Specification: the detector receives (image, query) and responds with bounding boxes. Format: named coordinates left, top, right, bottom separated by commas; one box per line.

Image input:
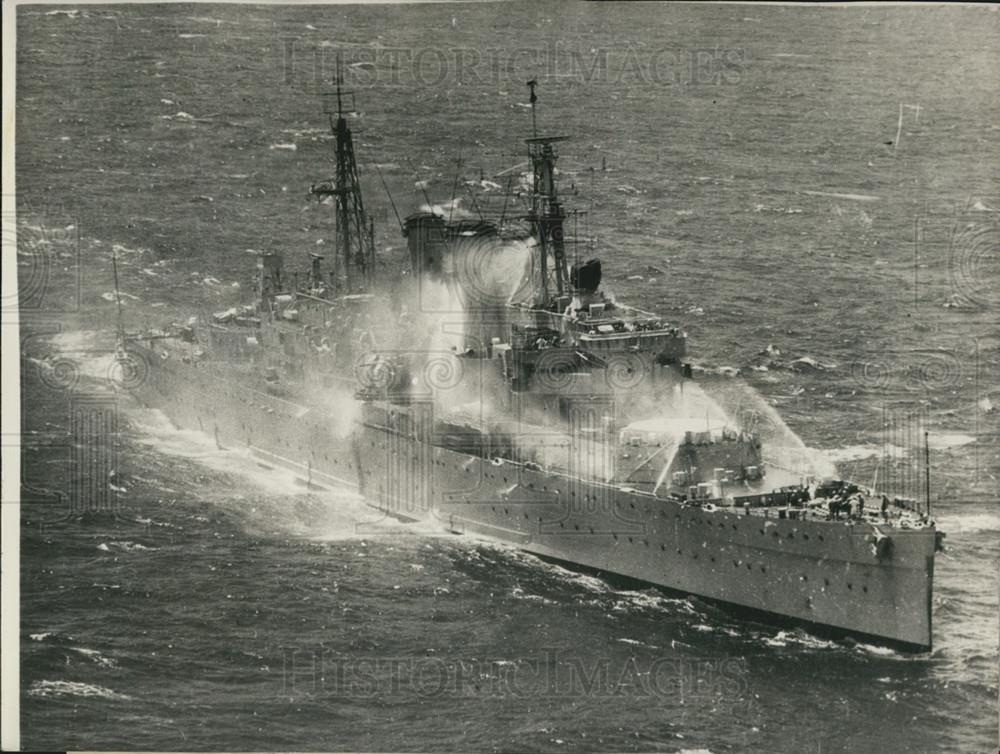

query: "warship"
left=119, top=78, right=944, bottom=652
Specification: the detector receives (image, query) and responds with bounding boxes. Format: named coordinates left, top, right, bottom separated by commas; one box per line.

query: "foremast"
left=310, top=57, right=376, bottom=292
left=525, top=80, right=570, bottom=310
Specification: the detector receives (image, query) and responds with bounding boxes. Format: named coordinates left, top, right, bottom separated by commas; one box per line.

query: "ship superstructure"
left=120, top=81, right=943, bottom=652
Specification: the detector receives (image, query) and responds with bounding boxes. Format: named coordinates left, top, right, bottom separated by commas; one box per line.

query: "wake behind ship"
left=118, top=78, right=944, bottom=652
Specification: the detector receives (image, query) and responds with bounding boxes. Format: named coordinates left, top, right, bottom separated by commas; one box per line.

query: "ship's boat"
left=118, top=77, right=943, bottom=652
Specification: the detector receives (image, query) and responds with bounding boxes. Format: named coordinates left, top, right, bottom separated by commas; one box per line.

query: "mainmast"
left=525, top=80, right=570, bottom=309
left=310, top=56, right=376, bottom=292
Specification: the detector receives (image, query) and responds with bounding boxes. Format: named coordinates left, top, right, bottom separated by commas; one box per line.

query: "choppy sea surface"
left=16, top=3, right=1000, bottom=752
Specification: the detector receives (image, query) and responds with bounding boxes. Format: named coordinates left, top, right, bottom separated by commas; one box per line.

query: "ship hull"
left=129, top=352, right=936, bottom=652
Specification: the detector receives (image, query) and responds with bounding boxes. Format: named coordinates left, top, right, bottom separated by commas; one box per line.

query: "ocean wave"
left=97, top=541, right=157, bottom=553
left=759, top=629, right=838, bottom=650
left=787, top=355, right=837, bottom=371
left=72, top=647, right=118, bottom=668
left=933, top=512, right=1000, bottom=536
left=823, top=443, right=908, bottom=463
left=616, top=637, right=661, bottom=649
left=926, top=433, right=977, bottom=450
left=855, top=642, right=909, bottom=659
left=802, top=189, right=880, bottom=202
left=609, top=591, right=699, bottom=616
left=28, top=680, right=131, bottom=701
left=510, top=586, right=556, bottom=605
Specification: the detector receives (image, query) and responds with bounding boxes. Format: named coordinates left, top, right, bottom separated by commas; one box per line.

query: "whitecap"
left=29, top=680, right=131, bottom=701
left=73, top=647, right=118, bottom=668
left=802, top=190, right=880, bottom=202
left=616, top=637, right=660, bottom=649
left=856, top=642, right=905, bottom=658
left=107, top=541, right=155, bottom=552
left=788, top=356, right=837, bottom=370
left=822, top=443, right=907, bottom=463
left=926, top=432, right=976, bottom=450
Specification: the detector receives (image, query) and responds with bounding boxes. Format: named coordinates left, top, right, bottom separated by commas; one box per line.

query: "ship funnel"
left=570, top=258, right=602, bottom=293
left=404, top=213, right=447, bottom=278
